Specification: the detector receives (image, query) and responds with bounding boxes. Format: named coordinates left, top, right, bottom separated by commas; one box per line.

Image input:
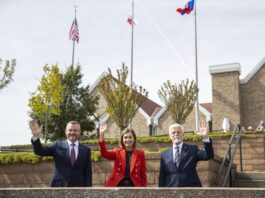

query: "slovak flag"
left=176, top=0, right=194, bottom=15
left=127, top=15, right=137, bottom=25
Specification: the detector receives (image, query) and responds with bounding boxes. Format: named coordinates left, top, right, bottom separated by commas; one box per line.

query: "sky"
left=0, top=0, right=265, bottom=146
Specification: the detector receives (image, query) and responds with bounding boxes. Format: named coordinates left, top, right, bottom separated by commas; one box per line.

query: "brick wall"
left=212, top=134, right=265, bottom=172
left=240, top=64, right=265, bottom=128
left=0, top=154, right=233, bottom=188
left=211, top=71, right=241, bottom=131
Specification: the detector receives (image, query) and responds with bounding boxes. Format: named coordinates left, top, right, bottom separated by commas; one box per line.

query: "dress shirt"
left=202, top=137, right=210, bottom=143
left=67, top=140, right=79, bottom=160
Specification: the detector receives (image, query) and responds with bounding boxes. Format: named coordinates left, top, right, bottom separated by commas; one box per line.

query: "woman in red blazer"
left=98, top=123, right=147, bottom=187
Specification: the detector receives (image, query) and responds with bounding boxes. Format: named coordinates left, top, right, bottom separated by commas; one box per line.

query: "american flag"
left=69, top=18, right=79, bottom=43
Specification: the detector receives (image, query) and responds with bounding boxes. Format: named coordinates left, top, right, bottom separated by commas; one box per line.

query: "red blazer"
left=99, top=140, right=147, bottom=187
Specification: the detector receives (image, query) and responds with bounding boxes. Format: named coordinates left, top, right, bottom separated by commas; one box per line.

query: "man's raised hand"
left=29, top=120, right=42, bottom=138
left=196, top=120, right=209, bottom=138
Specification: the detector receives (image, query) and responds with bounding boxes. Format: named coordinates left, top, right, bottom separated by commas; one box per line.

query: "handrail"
left=215, top=124, right=243, bottom=187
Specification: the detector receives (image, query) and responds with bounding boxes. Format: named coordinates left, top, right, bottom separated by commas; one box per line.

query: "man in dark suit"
left=30, top=120, right=92, bottom=187
left=159, top=122, right=214, bottom=187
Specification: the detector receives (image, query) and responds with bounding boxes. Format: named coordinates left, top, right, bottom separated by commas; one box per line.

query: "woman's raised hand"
left=99, top=122, right=107, bottom=140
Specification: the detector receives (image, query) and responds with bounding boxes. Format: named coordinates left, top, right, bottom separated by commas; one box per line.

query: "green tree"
left=28, top=64, right=64, bottom=142
left=48, top=65, right=99, bottom=141
left=0, top=59, right=16, bottom=91
left=98, top=63, right=148, bottom=132
left=158, top=79, right=198, bottom=124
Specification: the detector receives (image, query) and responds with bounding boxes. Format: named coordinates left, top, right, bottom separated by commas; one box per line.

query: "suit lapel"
left=130, top=149, right=138, bottom=173
left=60, top=141, right=71, bottom=165
left=166, top=147, right=177, bottom=171
left=73, top=142, right=84, bottom=167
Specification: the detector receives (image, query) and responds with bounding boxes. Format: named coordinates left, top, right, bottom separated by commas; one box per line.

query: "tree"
left=98, top=63, right=148, bottom=132
left=158, top=79, right=198, bottom=124
left=0, top=59, right=16, bottom=91
left=28, top=64, right=64, bottom=142
left=48, top=65, right=99, bottom=141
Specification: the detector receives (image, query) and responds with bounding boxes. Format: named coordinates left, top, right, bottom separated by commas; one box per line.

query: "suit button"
left=116, top=173, right=119, bottom=176
left=117, top=168, right=120, bottom=171
left=135, top=175, right=138, bottom=178
left=135, top=169, right=138, bottom=172
left=136, top=164, right=138, bottom=167
left=119, top=163, right=122, bottom=165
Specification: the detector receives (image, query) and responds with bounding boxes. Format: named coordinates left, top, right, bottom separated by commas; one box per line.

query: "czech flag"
left=176, top=0, right=194, bottom=15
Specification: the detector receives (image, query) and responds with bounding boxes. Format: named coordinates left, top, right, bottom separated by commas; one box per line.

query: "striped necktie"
left=174, top=146, right=180, bottom=166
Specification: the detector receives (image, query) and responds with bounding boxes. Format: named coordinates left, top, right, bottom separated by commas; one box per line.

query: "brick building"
left=209, top=57, right=265, bottom=131
left=87, top=57, right=265, bottom=135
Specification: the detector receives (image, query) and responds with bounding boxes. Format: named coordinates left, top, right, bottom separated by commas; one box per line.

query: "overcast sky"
left=1, top=0, right=265, bottom=146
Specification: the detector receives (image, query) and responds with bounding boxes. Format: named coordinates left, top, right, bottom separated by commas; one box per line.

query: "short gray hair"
left=169, top=123, right=184, bottom=133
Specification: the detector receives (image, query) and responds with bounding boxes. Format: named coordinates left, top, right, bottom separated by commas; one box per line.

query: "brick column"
left=209, top=63, right=241, bottom=131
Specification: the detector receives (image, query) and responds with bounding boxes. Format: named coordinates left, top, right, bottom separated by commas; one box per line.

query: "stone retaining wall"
left=0, top=188, right=264, bottom=198
left=0, top=154, right=235, bottom=188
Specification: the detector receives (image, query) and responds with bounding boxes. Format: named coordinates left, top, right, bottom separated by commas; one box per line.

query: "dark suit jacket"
left=159, top=139, right=214, bottom=187
left=31, top=138, right=92, bottom=187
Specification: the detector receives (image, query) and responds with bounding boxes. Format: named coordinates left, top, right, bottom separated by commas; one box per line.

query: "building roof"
left=200, top=102, right=212, bottom=113
left=240, top=56, right=265, bottom=84
left=138, top=94, right=162, bottom=117
left=153, top=102, right=212, bottom=125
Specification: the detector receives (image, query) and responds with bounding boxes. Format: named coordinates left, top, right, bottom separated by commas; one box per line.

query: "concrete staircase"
left=234, top=172, right=265, bottom=187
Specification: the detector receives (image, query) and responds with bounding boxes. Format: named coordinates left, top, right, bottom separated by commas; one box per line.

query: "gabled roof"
left=240, top=56, right=265, bottom=84
left=153, top=103, right=212, bottom=125
left=200, top=103, right=212, bottom=113
left=138, top=94, right=162, bottom=117
left=89, top=72, right=107, bottom=94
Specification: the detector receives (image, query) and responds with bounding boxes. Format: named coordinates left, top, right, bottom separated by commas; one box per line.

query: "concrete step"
left=234, top=179, right=265, bottom=187
left=236, top=172, right=265, bottom=180
left=234, top=172, right=265, bottom=187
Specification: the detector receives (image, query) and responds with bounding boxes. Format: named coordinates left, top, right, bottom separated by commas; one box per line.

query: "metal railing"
left=215, top=124, right=243, bottom=187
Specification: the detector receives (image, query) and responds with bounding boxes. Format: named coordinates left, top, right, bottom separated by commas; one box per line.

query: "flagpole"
left=130, top=0, right=134, bottom=89
left=194, top=0, right=200, bottom=132
left=72, top=41, right=75, bottom=67
left=128, top=0, right=135, bottom=129
left=71, top=6, right=77, bottom=67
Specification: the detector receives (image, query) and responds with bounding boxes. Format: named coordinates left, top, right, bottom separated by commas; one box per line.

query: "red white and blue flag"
left=69, top=18, right=79, bottom=43
left=176, top=0, right=194, bottom=15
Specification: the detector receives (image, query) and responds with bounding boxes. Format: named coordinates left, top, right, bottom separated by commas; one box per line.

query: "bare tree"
left=158, top=79, right=198, bottom=124
left=0, top=59, right=16, bottom=91
left=98, top=63, right=148, bottom=132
